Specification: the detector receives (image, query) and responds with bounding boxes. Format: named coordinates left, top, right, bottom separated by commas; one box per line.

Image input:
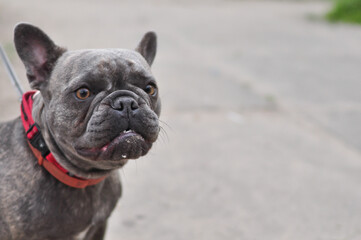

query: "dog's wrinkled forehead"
left=50, top=49, right=152, bottom=92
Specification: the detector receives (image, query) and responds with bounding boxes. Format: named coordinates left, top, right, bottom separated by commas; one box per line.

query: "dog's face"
left=14, top=24, right=160, bottom=172
left=46, top=49, right=161, bottom=170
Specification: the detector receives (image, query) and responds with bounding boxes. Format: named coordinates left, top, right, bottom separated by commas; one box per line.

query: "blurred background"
left=0, top=0, right=361, bottom=239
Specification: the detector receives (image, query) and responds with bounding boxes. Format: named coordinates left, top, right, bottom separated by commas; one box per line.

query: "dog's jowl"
left=0, top=23, right=160, bottom=240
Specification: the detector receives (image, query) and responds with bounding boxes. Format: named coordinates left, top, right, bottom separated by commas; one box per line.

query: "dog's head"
left=14, top=23, right=160, bottom=176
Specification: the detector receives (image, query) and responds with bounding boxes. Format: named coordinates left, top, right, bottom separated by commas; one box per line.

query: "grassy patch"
left=326, top=0, right=361, bottom=24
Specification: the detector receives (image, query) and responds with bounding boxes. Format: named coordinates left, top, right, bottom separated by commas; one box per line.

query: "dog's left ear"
left=136, top=31, right=157, bottom=66
left=14, top=23, right=66, bottom=90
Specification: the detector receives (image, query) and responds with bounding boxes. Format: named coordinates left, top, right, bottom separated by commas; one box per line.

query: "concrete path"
left=0, top=1, right=360, bottom=239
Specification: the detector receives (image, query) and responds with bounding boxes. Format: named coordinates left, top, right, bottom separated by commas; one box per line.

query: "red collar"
left=21, top=91, right=106, bottom=188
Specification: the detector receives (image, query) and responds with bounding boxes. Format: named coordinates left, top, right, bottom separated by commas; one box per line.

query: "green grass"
left=326, top=0, right=361, bottom=24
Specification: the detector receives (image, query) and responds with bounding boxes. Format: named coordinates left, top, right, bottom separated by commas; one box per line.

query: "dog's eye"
left=75, top=88, right=91, bottom=100
left=145, top=84, right=157, bottom=96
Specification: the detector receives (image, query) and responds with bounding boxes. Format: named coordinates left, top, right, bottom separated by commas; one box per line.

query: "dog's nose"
left=112, top=97, right=139, bottom=112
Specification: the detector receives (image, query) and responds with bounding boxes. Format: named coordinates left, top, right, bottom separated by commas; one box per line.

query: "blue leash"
left=0, top=45, right=24, bottom=101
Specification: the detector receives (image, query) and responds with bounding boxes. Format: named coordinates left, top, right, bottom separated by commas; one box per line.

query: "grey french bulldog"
left=0, top=23, right=161, bottom=239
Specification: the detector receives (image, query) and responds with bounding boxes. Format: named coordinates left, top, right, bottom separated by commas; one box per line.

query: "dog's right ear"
left=14, top=23, right=66, bottom=90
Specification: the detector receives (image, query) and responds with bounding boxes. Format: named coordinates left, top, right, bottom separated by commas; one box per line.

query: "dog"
left=0, top=23, right=161, bottom=240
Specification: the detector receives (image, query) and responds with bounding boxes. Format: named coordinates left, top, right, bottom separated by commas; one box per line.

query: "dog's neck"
left=22, top=91, right=108, bottom=188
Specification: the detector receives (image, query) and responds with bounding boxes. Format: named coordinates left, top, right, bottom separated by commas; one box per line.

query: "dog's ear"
left=14, top=23, right=66, bottom=90
left=136, top=31, right=157, bottom=66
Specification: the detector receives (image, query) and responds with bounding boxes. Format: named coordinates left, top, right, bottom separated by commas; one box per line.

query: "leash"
left=0, top=45, right=24, bottom=101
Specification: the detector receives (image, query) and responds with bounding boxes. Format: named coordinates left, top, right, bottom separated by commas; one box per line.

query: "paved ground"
left=0, top=0, right=361, bottom=239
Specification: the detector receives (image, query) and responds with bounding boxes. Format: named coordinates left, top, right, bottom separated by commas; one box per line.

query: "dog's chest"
left=12, top=175, right=120, bottom=240
left=0, top=120, right=121, bottom=239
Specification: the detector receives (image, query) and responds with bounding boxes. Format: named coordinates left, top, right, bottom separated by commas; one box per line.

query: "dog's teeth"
left=121, top=130, right=134, bottom=135
left=122, top=154, right=127, bottom=158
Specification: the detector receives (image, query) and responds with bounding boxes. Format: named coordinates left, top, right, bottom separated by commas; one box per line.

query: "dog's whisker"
left=158, top=126, right=169, bottom=144
left=158, top=119, right=171, bottom=144
left=159, top=119, right=173, bottom=132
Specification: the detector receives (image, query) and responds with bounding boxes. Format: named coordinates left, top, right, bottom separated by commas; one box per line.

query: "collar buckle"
left=27, top=123, right=50, bottom=158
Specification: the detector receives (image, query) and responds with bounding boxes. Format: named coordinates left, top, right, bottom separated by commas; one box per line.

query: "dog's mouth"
left=75, top=129, right=152, bottom=162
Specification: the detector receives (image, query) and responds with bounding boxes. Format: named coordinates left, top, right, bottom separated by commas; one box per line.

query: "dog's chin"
left=75, top=130, right=153, bottom=163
